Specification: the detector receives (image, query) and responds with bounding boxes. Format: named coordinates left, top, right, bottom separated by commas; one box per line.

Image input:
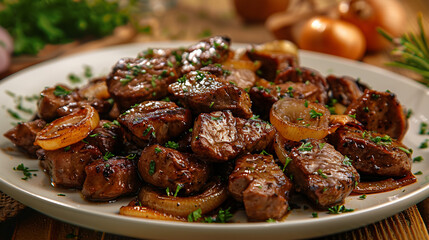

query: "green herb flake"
left=309, top=109, right=323, bottom=119
left=89, top=133, right=99, bottom=137
left=282, top=157, right=292, bottom=172
left=359, top=194, right=367, bottom=200
left=68, top=73, right=82, bottom=83
left=173, top=184, right=183, bottom=197
left=413, top=156, right=424, bottom=162
left=304, top=100, right=309, bottom=108
left=7, top=109, right=23, bottom=120
left=13, top=163, right=38, bottom=180
left=327, top=205, right=354, bottom=214
left=58, top=193, right=66, bottom=196
left=187, top=208, right=202, bottom=222
left=126, top=153, right=136, bottom=160
left=165, top=141, right=179, bottom=149
left=53, top=86, right=71, bottom=97
left=209, top=102, right=215, bottom=108
left=312, top=212, right=318, bottom=218
left=414, top=171, right=423, bottom=175
left=319, top=143, right=326, bottom=149
left=143, top=126, right=153, bottom=136
left=260, top=150, right=271, bottom=156
left=420, top=122, right=428, bottom=134
left=398, top=147, right=412, bottom=154
left=149, top=160, right=156, bottom=175
left=166, top=187, right=170, bottom=196
left=266, top=218, right=276, bottom=223
left=298, top=142, right=313, bottom=152
left=317, top=169, right=328, bottom=179
left=343, top=156, right=352, bottom=166
left=419, top=139, right=428, bottom=149
left=64, top=146, right=71, bottom=152
left=155, top=147, right=162, bottom=153
left=103, top=152, right=115, bottom=161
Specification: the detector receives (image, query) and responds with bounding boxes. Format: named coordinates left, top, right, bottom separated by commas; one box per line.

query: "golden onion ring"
left=139, top=180, right=227, bottom=218
left=120, top=204, right=185, bottom=222
left=34, top=105, right=99, bottom=150
left=270, top=98, right=330, bottom=141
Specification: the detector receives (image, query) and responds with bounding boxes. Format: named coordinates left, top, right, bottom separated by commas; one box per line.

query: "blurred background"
left=0, top=0, right=428, bottom=83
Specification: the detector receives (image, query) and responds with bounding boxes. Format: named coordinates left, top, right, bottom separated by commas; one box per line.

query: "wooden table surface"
left=1, top=0, right=429, bottom=239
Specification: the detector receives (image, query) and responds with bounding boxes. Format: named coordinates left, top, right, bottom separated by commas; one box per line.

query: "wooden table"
left=1, top=0, right=429, bottom=239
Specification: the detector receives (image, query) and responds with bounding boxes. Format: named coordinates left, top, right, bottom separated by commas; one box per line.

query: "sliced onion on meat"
left=139, top=180, right=228, bottom=218
left=270, top=98, right=331, bottom=141
left=120, top=203, right=186, bottom=222
left=34, top=105, right=100, bottom=150
left=273, top=132, right=295, bottom=167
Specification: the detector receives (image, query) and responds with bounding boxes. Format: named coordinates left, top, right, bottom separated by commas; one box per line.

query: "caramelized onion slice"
left=353, top=174, right=416, bottom=194
left=120, top=204, right=186, bottom=222
left=139, top=180, right=228, bottom=218
left=34, top=105, right=99, bottom=150
left=270, top=98, right=330, bottom=141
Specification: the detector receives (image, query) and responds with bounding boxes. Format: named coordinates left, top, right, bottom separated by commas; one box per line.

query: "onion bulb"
left=34, top=105, right=100, bottom=150
left=338, top=0, right=406, bottom=51
left=139, top=180, right=227, bottom=218
left=270, top=98, right=331, bottom=141
left=297, top=16, right=366, bottom=60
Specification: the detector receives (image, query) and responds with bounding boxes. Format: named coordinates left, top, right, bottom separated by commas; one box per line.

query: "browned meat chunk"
left=168, top=71, right=252, bottom=118
left=138, top=145, right=211, bottom=195
left=249, top=79, right=320, bottom=119
left=274, top=67, right=329, bottom=104
left=191, top=111, right=275, bottom=162
left=179, top=36, right=231, bottom=74
left=106, top=57, right=177, bottom=111
left=345, top=89, right=408, bottom=140
left=4, top=119, right=46, bottom=157
left=118, top=101, right=192, bottom=148
left=228, top=154, right=292, bottom=220
left=328, top=127, right=412, bottom=177
left=82, top=157, right=140, bottom=201
left=37, top=85, right=81, bottom=121
left=246, top=49, right=297, bottom=82
left=38, top=142, right=102, bottom=188
left=78, top=77, right=110, bottom=101
left=287, top=139, right=359, bottom=209
left=327, top=75, right=365, bottom=106
left=84, top=120, right=122, bottom=155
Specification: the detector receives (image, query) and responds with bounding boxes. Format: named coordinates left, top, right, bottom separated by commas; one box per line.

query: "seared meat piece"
left=138, top=145, right=211, bottom=194
left=179, top=36, right=231, bottom=74
left=4, top=119, right=46, bottom=157
left=191, top=111, right=275, bottom=162
left=138, top=48, right=181, bottom=66
left=82, top=157, right=140, bottom=201
left=327, top=75, right=365, bottom=106
left=78, top=77, right=110, bottom=101
left=168, top=71, right=252, bottom=118
left=84, top=120, right=122, bottom=154
left=118, top=101, right=192, bottom=148
left=200, top=63, right=258, bottom=90
left=328, top=126, right=412, bottom=177
left=106, top=57, right=177, bottom=111
left=37, top=85, right=81, bottom=121
left=287, top=139, right=359, bottom=209
left=249, top=80, right=320, bottom=119
left=38, top=141, right=102, bottom=188
left=246, top=49, right=297, bottom=82
left=228, top=154, right=292, bottom=220
left=345, top=89, right=407, bottom=140
left=274, top=67, right=329, bottom=104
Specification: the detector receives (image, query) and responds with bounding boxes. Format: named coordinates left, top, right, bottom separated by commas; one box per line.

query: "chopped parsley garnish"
left=149, top=160, right=156, bottom=175
left=211, top=116, right=222, bottom=121
left=89, top=133, right=99, bottom=137
left=348, top=114, right=356, bottom=119
left=187, top=208, right=202, bottom=222
left=406, top=109, right=413, bottom=119
left=282, top=157, right=292, bottom=172
left=165, top=187, right=170, bottom=196
left=173, top=184, right=183, bottom=197
left=419, top=139, right=428, bottom=149
left=57, top=194, right=66, bottom=196
left=260, top=150, right=271, bottom=156
left=359, top=194, right=367, bottom=200
left=126, top=153, right=136, bottom=160
left=317, top=169, right=328, bottom=179
left=298, top=142, right=313, bottom=152
left=343, top=156, right=352, bottom=166
left=7, top=109, right=23, bottom=120
left=209, top=102, right=215, bottom=108
left=363, top=107, right=369, bottom=113
left=143, top=126, right=153, bottom=136
left=155, top=147, right=162, bottom=153
left=304, top=100, right=309, bottom=108
left=413, top=156, right=424, bottom=162
left=327, top=205, right=354, bottom=214
left=398, top=147, right=412, bottom=154
left=266, top=218, right=276, bottom=223
left=13, top=163, right=37, bottom=180
left=103, top=152, right=115, bottom=161
left=167, top=60, right=174, bottom=67
left=250, top=115, right=260, bottom=120
left=68, top=73, right=81, bottom=83
left=414, top=171, right=423, bottom=175
left=420, top=122, right=428, bottom=134
left=318, top=143, right=326, bottom=149
left=53, top=86, right=71, bottom=97
left=309, top=109, right=323, bottom=119
left=64, top=146, right=71, bottom=152
left=84, top=65, right=92, bottom=78
left=203, top=208, right=233, bottom=223
left=312, top=212, right=318, bottom=218
left=165, top=141, right=179, bottom=149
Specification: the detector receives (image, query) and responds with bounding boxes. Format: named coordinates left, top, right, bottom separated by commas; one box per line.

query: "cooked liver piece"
left=118, top=101, right=192, bottom=148
left=179, top=36, right=231, bottom=75
left=37, top=85, right=81, bottom=121
left=328, top=126, right=412, bottom=177
left=274, top=67, right=329, bottom=104
left=246, top=50, right=297, bottom=82
left=345, top=89, right=408, bottom=141
left=38, top=141, right=102, bottom=188
left=326, top=75, right=364, bottom=106
left=84, top=120, right=122, bottom=155
left=287, top=139, right=359, bottom=209
left=4, top=119, right=46, bottom=157
left=106, top=57, right=177, bottom=111
left=191, top=111, right=275, bottom=162
left=82, top=157, right=140, bottom=201
left=228, top=154, right=292, bottom=220
left=168, top=71, right=252, bottom=118
left=138, top=145, right=211, bottom=195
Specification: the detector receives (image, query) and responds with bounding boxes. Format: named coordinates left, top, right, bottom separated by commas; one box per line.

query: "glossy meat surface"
left=4, top=119, right=46, bottom=157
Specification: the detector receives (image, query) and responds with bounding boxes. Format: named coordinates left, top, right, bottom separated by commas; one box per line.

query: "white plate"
left=0, top=42, right=428, bottom=240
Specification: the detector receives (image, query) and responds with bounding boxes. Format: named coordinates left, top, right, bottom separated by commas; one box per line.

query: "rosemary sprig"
left=378, top=13, right=429, bottom=86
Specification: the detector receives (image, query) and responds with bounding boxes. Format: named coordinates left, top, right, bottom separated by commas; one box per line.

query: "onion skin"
left=34, top=105, right=100, bottom=150
left=338, top=0, right=406, bottom=51
left=270, top=98, right=331, bottom=141
left=139, top=180, right=228, bottom=217
left=120, top=202, right=186, bottom=222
